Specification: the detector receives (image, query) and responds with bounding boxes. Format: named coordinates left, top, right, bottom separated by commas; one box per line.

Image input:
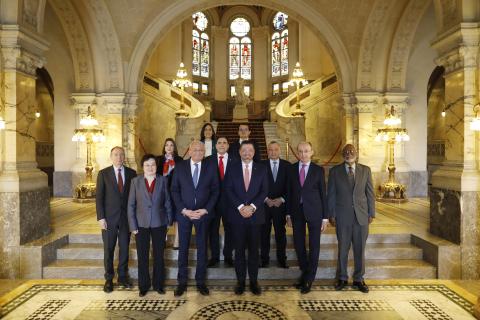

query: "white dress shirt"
left=190, top=159, right=202, bottom=178
left=113, top=165, right=125, bottom=183
left=237, top=161, right=256, bottom=212
left=217, top=152, right=228, bottom=175
left=204, top=139, right=213, bottom=157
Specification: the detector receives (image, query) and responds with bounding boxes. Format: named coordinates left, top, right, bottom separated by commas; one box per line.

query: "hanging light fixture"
left=35, top=110, right=41, bottom=118
left=383, top=105, right=401, bottom=126
left=289, top=62, right=308, bottom=116
left=470, top=103, right=480, bottom=131
left=80, top=106, right=99, bottom=127
left=172, top=62, right=192, bottom=117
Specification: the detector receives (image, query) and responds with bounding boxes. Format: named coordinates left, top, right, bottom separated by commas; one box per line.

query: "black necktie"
left=348, top=166, right=355, bottom=189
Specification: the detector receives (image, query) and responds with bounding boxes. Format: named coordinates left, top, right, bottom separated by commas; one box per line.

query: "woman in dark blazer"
left=156, top=138, right=183, bottom=249
left=200, top=123, right=217, bottom=157
left=128, top=154, right=173, bottom=297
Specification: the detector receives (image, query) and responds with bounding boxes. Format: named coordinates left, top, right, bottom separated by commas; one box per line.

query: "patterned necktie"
left=219, top=156, right=225, bottom=180
left=244, top=164, right=250, bottom=191
left=272, top=161, right=278, bottom=182
left=348, top=165, right=355, bottom=189
left=193, top=163, right=199, bottom=188
left=117, top=168, right=123, bottom=193
left=300, top=164, right=306, bottom=187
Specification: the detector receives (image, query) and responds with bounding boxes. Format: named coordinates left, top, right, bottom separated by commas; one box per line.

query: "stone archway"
left=125, top=0, right=354, bottom=97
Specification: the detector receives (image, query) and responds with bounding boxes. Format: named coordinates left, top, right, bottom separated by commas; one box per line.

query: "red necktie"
left=219, top=156, right=225, bottom=180
left=117, top=168, right=123, bottom=193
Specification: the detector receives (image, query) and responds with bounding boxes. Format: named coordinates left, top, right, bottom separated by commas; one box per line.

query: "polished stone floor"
left=0, top=280, right=477, bottom=319
left=2, top=198, right=478, bottom=319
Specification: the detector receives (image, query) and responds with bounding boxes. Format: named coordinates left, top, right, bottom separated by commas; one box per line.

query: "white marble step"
left=43, top=259, right=436, bottom=280
left=56, top=243, right=423, bottom=261
left=68, top=233, right=412, bottom=245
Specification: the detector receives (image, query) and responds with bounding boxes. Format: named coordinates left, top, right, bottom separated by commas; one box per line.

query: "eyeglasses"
left=343, top=150, right=356, bottom=155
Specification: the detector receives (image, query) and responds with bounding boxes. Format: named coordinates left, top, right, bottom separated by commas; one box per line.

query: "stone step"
left=43, top=259, right=436, bottom=280
left=68, top=233, right=412, bottom=245
left=57, top=243, right=422, bottom=261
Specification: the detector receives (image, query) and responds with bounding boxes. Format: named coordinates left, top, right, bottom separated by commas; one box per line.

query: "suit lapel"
left=140, top=176, right=153, bottom=204
left=196, top=160, right=208, bottom=189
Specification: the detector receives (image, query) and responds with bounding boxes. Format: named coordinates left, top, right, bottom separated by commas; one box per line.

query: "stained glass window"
left=192, top=12, right=208, bottom=31
left=273, top=12, right=288, bottom=31
left=192, top=12, right=209, bottom=78
left=272, top=13, right=288, bottom=77
left=229, top=17, right=252, bottom=80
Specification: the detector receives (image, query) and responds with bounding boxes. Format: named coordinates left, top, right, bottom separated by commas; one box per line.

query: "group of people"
left=96, top=123, right=375, bottom=298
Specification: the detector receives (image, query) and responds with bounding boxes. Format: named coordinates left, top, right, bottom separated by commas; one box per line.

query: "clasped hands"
left=265, top=197, right=283, bottom=208
left=239, top=205, right=255, bottom=218
left=183, top=208, right=208, bottom=220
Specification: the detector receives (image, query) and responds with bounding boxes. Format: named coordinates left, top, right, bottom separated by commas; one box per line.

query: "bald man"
left=171, top=141, right=219, bottom=296
left=327, top=144, right=375, bottom=293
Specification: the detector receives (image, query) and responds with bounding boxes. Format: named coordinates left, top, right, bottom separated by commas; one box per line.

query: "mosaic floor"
left=0, top=280, right=476, bottom=319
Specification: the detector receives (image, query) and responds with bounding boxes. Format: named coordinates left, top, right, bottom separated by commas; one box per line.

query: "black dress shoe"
left=234, top=281, right=245, bottom=295
left=156, top=287, right=166, bottom=295
left=277, top=261, right=289, bottom=269
left=117, top=277, right=133, bottom=289
left=207, top=259, right=219, bottom=268
left=174, top=284, right=187, bottom=297
left=103, top=280, right=113, bottom=293
left=259, top=261, right=269, bottom=268
left=224, top=257, right=234, bottom=267
left=197, top=284, right=210, bottom=296
left=335, top=280, right=348, bottom=291
left=352, top=281, right=369, bottom=293
left=139, top=290, right=147, bottom=297
left=293, top=277, right=304, bottom=289
left=301, top=281, right=312, bottom=294
left=249, top=282, right=261, bottom=295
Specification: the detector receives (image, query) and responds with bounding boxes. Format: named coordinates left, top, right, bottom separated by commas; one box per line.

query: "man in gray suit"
left=327, top=144, right=375, bottom=293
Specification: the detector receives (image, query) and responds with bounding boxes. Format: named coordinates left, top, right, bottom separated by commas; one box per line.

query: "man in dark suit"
left=260, top=141, right=289, bottom=268
left=287, top=141, right=328, bottom=294
left=228, top=124, right=261, bottom=162
left=328, top=144, right=375, bottom=293
left=96, top=146, right=137, bottom=293
left=171, top=140, right=219, bottom=296
left=225, top=140, right=268, bottom=295
left=206, top=137, right=235, bottom=268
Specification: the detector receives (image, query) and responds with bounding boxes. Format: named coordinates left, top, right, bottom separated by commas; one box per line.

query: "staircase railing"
left=143, top=73, right=208, bottom=156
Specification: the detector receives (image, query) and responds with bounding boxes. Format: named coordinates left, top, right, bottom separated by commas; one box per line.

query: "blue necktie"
left=272, top=161, right=278, bottom=182
left=193, top=163, right=199, bottom=188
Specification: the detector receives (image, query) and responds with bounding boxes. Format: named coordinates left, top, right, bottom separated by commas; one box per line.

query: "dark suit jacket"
left=287, top=162, right=327, bottom=222
left=170, top=159, right=220, bottom=220
left=327, top=162, right=375, bottom=226
left=127, top=174, right=173, bottom=231
left=229, top=140, right=261, bottom=162
left=225, top=161, right=268, bottom=225
left=205, top=153, right=235, bottom=215
left=96, top=165, right=136, bottom=226
left=261, top=159, right=289, bottom=200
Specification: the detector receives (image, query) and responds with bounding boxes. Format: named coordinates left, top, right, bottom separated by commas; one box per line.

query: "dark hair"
left=216, top=136, right=229, bottom=143
left=163, top=138, right=179, bottom=157
left=200, top=123, right=216, bottom=142
left=141, top=153, right=157, bottom=167
left=240, top=140, right=255, bottom=149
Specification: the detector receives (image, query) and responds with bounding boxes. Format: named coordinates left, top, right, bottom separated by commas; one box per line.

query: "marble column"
left=430, top=24, right=480, bottom=279
left=0, top=29, right=50, bottom=278
left=355, top=92, right=383, bottom=172
left=342, top=93, right=356, bottom=146
left=124, top=94, right=140, bottom=170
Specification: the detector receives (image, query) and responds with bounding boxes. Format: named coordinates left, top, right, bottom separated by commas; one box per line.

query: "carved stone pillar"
left=342, top=93, right=356, bottom=146
left=0, top=27, right=50, bottom=278
left=430, top=24, right=480, bottom=279
left=124, top=94, right=141, bottom=170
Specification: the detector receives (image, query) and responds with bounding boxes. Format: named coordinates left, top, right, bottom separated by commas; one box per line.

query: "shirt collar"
left=218, top=152, right=228, bottom=158
left=190, top=159, right=202, bottom=166
left=345, top=162, right=356, bottom=169
left=113, top=165, right=124, bottom=171
left=242, top=161, right=252, bottom=167
left=299, top=161, right=311, bottom=167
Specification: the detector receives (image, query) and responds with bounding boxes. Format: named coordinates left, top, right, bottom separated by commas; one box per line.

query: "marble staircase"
left=43, top=232, right=436, bottom=280
left=215, top=120, right=268, bottom=160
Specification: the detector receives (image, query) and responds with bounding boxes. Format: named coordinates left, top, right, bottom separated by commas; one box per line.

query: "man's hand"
left=265, top=198, right=274, bottom=208
left=368, top=216, right=374, bottom=224
left=239, top=206, right=253, bottom=218
left=183, top=209, right=201, bottom=220
left=321, top=220, right=328, bottom=232
left=329, top=217, right=336, bottom=227
left=193, top=209, right=208, bottom=218
left=272, top=198, right=283, bottom=207
left=286, top=216, right=292, bottom=228
left=98, top=219, right=108, bottom=230
left=132, top=230, right=138, bottom=235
